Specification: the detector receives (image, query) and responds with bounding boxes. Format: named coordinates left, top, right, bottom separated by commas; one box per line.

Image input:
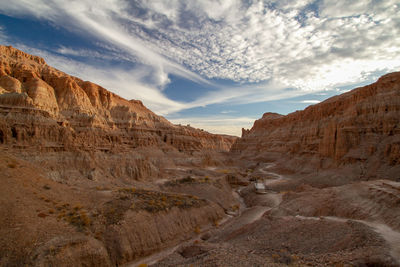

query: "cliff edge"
left=232, top=72, right=400, bottom=182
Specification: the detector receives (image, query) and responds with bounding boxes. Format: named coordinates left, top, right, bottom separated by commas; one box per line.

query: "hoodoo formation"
left=1, top=47, right=400, bottom=266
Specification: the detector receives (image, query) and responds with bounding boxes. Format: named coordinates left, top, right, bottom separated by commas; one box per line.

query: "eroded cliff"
left=232, top=72, right=400, bottom=182
left=0, top=45, right=236, bottom=182
left=0, top=46, right=239, bottom=266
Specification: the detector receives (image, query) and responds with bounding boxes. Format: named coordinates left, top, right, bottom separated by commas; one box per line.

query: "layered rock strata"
left=232, top=72, right=400, bottom=181
left=0, top=46, right=236, bottom=181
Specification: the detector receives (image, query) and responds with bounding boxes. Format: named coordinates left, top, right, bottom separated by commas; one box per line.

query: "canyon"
left=233, top=72, right=400, bottom=185
left=0, top=46, right=399, bottom=267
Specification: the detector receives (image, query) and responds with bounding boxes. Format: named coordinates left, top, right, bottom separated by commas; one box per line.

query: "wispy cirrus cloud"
left=1, top=0, right=400, bottom=135
left=0, top=25, right=7, bottom=43
left=1, top=0, right=399, bottom=93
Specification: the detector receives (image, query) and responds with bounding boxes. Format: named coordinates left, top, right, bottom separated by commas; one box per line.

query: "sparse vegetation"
left=231, top=204, right=239, bottom=211
left=73, top=203, right=83, bottom=211
left=7, top=162, right=17, bottom=168
left=64, top=209, right=91, bottom=230
left=217, top=169, right=230, bottom=174
left=102, top=188, right=207, bottom=225
left=37, top=212, right=47, bottom=218
left=118, top=187, right=136, bottom=193
left=194, top=226, right=201, bottom=234
left=165, top=176, right=213, bottom=186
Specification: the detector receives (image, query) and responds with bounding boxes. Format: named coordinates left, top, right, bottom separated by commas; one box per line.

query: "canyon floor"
left=1, top=47, right=400, bottom=266
left=148, top=160, right=400, bottom=267
left=3, top=147, right=400, bottom=267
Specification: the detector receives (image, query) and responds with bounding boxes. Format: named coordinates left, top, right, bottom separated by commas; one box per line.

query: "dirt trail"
left=258, top=163, right=286, bottom=186
left=126, top=165, right=284, bottom=266
left=129, top=165, right=400, bottom=266
left=125, top=235, right=202, bottom=267
left=125, top=205, right=269, bottom=267
left=295, top=215, right=400, bottom=264
left=209, top=206, right=271, bottom=242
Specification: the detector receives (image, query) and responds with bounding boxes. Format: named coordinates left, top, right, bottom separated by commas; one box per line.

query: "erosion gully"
left=126, top=163, right=400, bottom=266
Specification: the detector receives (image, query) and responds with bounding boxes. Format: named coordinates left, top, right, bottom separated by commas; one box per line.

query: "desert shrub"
left=103, top=188, right=207, bottom=224
left=65, top=209, right=91, bottom=229
left=217, top=169, right=230, bottom=174
left=118, top=187, right=136, bottom=193
left=7, top=162, right=16, bottom=168
left=165, top=176, right=212, bottom=186
left=194, top=226, right=201, bottom=234
left=73, top=203, right=83, bottom=211
left=231, top=204, right=240, bottom=211
left=37, top=212, right=47, bottom=218
left=180, top=176, right=195, bottom=183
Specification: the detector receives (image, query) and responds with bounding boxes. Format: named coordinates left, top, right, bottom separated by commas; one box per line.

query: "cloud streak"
left=1, top=0, right=400, bottom=135
left=1, top=0, right=399, bottom=93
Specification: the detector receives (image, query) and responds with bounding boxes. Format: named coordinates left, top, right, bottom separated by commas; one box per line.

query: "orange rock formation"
left=232, top=72, right=400, bottom=180
left=0, top=46, right=236, bottom=181
left=0, top=45, right=235, bottom=152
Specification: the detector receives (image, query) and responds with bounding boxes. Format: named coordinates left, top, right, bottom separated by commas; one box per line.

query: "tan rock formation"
left=0, top=153, right=225, bottom=266
left=0, top=45, right=236, bottom=151
left=0, top=45, right=236, bottom=181
left=232, top=72, right=400, bottom=181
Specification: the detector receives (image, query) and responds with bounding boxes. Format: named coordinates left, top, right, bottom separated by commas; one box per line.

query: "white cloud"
left=14, top=44, right=186, bottom=114
left=0, top=0, right=211, bottom=87
left=127, top=0, right=400, bottom=91
left=1, top=0, right=400, bottom=134
left=0, top=25, right=7, bottom=43
left=169, top=116, right=255, bottom=136
left=56, top=46, right=131, bottom=62
left=2, top=0, right=399, bottom=93
left=300, top=100, right=320, bottom=104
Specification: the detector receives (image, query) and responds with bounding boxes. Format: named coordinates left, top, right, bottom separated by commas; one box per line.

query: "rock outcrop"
left=0, top=153, right=225, bottom=266
left=232, top=72, right=400, bottom=181
left=0, top=45, right=236, bottom=181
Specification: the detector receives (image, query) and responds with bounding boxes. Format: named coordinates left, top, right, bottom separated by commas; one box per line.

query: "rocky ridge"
left=2, top=45, right=400, bottom=267
left=232, top=72, right=400, bottom=182
left=0, top=46, right=239, bottom=266
left=0, top=45, right=236, bottom=182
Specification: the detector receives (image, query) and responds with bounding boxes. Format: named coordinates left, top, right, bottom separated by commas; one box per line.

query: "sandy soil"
left=151, top=162, right=400, bottom=267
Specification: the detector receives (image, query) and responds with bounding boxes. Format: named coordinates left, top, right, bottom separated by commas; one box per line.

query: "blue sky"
left=0, top=1, right=399, bottom=136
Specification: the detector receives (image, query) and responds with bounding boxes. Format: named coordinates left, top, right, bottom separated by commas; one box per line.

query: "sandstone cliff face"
left=0, top=46, right=236, bottom=181
left=232, top=72, right=400, bottom=180
left=0, top=45, right=235, bottom=152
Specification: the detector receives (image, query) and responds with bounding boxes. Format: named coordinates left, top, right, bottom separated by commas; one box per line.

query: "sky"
left=0, top=0, right=399, bottom=136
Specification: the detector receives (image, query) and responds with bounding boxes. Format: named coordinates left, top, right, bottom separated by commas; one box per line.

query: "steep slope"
left=232, top=72, right=400, bottom=182
left=0, top=45, right=236, bottom=181
left=0, top=152, right=225, bottom=266
left=0, top=45, right=235, bottom=152
left=0, top=46, right=240, bottom=266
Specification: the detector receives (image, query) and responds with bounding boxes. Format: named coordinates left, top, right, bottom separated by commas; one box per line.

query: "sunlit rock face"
left=0, top=45, right=236, bottom=181
left=232, top=72, right=400, bottom=180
